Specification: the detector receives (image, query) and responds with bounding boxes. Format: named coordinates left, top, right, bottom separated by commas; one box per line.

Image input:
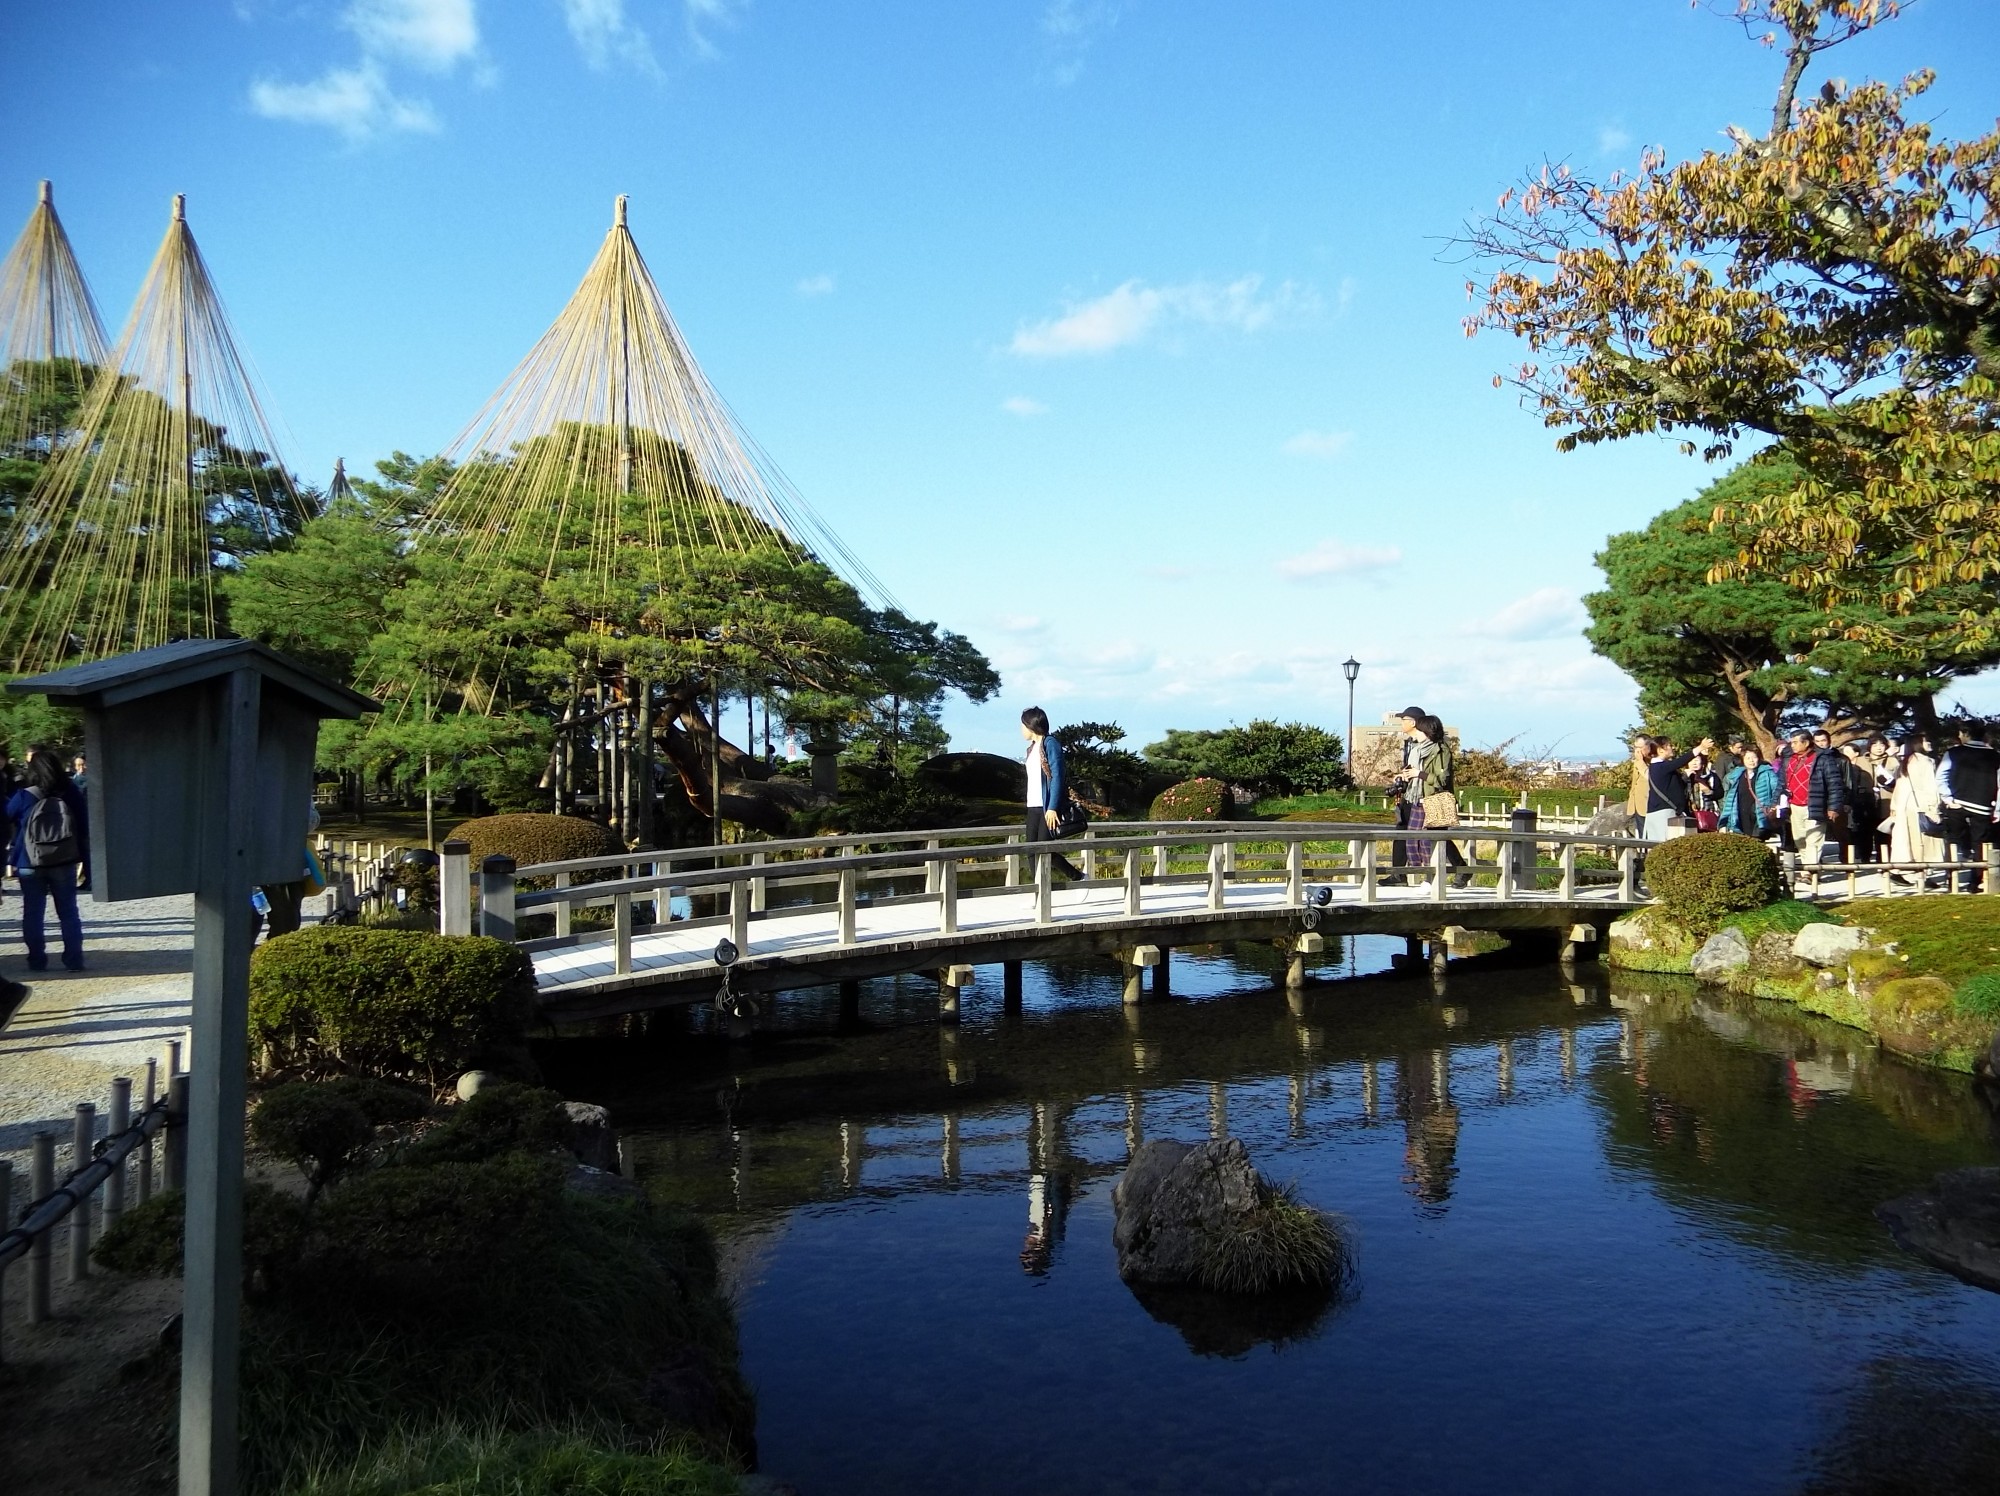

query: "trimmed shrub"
left=398, top=1082, right=573, bottom=1168
left=250, top=928, right=538, bottom=1086
left=94, top=1185, right=307, bottom=1284
left=1953, top=971, right=2000, bottom=1019
left=1643, top=832, right=1785, bottom=934
left=254, top=1078, right=431, bottom=1200
left=1150, top=777, right=1230, bottom=822
left=445, top=813, right=624, bottom=873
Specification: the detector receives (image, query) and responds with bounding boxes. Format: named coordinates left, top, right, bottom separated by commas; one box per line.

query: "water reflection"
left=537, top=952, right=2000, bottom=1495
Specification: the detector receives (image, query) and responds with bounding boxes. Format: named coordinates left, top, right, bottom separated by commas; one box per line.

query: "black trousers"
left=1025, top=809, right=1083, bottom=881
left=1943, top=807, right=1994, bottom=890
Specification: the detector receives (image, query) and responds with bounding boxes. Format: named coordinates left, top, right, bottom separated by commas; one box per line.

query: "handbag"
left=1420, top=791, right=1459, bottom=828
left=1054, top=793, right=1090, bottom=838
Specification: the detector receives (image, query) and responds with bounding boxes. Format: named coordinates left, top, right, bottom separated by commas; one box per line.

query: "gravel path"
left=0, top=892, right=193, bottom=1173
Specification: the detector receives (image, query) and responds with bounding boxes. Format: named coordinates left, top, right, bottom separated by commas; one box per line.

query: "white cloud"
left=344, top=0, right=477, bottom=71
left=1283, top=429, right=1353, bottom=459
left=561, top=0, right=658, bottom=70
left=1336, top=275, right=1357, bottom=313
left=795, top=273, right=835, bottom=297
left=1597, top=123, right=1631, bottom=155
left=1041, top=0, right=1122, bottom=85
left=1010, top=275, right=1314, bottom=358
left=997, top=614, right=1047, bottom=634
left=1275, top=538, right=1402, bottom=583
left=249, top=61, right=438, bottom=140
left=1474, top=586, right=1587, bottom=642
left=682, top=0, right=748, bottom=59
left=1001, top=395, right=1049, bottom=418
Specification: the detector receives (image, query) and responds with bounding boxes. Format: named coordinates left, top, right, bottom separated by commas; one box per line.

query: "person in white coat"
left=1887, top=734, right=1945, bottom=879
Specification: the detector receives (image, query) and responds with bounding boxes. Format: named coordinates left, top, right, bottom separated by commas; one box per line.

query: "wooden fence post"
left=838, top=867, right=858, bottom=946
left=105, top=1077, right=131, bottom=1228
left=1287, top=840, right=1305, bottom=906
left=614, top=893, right=633, bottom=974
left=1126, top=849, right=1144, bottom=917
left=939, top=857, right=959, bottom=935
left=68, top=1102, right=94, bottom=1282
left=1036, top=846, right=1054, bottom=924
left=28, top=1133, right=53, bottom=1323
left=1207, top=844, right=1226, bottom=912
left=479, top=855, right=517, bottom=941
left=164, top=1074, right=190, bottom=1193
left=440, top=839, right=472, bottom=937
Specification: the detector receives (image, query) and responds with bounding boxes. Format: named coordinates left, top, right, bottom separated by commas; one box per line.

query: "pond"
left=539, top=938, right=2000, bottom=1495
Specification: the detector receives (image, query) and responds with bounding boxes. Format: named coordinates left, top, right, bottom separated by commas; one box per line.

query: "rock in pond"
left=1878, top=1168, right=2000, bottom=1293
left=1690, top=927, right=1752, bottom=984
left=1749, top=930, right=1805, bottom=979
left=1111, top=1137, right=1346, bottom=1295
left=564, top=1100, right=620, bottom=1173
left=1794, top=922, right=1869, bottom=967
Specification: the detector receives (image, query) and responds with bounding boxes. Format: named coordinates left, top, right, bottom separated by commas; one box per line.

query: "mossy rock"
left=1847, top=947, right=1908, bottom=988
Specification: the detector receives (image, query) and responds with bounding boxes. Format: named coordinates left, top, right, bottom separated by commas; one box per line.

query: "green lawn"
left=1829, top=895, right=2000, bottom=988
left=1252, top=786, right=1610, bottom=820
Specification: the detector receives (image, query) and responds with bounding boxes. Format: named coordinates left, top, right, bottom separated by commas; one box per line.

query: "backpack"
left=22, top=788, right=80, bottom=869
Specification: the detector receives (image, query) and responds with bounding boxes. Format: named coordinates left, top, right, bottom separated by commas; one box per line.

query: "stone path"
left=0, top=892, right=193, bottom=1174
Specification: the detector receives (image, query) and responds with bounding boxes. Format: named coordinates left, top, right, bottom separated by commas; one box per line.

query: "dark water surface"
left=543, top=939, right=2000, bottom=1495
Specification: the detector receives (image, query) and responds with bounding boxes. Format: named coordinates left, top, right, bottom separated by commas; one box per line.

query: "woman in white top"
left=1020, top=707, right=1083, bottom=882
left=1887, top=734, right=1945, bottom=875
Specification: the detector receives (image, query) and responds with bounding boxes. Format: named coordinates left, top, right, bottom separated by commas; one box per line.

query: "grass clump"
left=1719, top=899, right=1840, bottom=942
left=1953, top=971, right=2000, bottom=1020
left=94, top=1185, right=307, bottom=1285
left=1196, top=1177, right=1351, bottom=1296
left=250, top=928, right=538, bottom=1087
left=1644, top=833, right=1785, bottom=935
left=282, top=1424, right=741, bottom=1496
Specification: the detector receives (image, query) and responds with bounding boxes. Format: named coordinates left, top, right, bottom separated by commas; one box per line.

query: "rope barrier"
left=0, top=1096, right=173, bottom=1271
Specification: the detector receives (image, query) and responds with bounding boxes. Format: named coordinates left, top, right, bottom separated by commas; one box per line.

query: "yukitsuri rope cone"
left=0, top=181, right=110, bottom=462
left=0, top=194, right=304, bottom=673
left=422, top=195, right=887, bottom=600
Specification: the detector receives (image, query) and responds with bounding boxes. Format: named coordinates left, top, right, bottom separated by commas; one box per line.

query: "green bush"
left=254, top=1079, right=430, bottom=1200
left=1142, top=721, right=1350, bottom=797
left=398, top=1083, right=573, bottom=1168
left=1953, top=971, right=2000, bottom=1019
left=1643, top=832, right=1785, bottom=934
left=250, top=928, right=538, bottom=1086
left=94, top=1185, right=307, bottom=1285
left=446, top=813, right=624, bottom=873
left=1149, top=777, right=1230, bottom=821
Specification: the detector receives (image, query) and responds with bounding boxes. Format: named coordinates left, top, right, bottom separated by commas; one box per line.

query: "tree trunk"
left=633, top=679, right=656, bottom=847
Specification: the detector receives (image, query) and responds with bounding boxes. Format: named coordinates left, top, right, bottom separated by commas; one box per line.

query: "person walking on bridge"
left=1020, top=708, right=1083, bottom=883
left=1939, top=722, right=2000, bottom=892
left=1780, top=728, right=1845, bottom=885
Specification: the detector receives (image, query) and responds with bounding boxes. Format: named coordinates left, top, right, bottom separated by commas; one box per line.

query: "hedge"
left=1149, top=777, right=1230, bottom=821
left=445, top=813, right=624, bottom=872
left=1644, top=832, right=1785, bottom=934
left=250, top=928, right=538, bottom=1086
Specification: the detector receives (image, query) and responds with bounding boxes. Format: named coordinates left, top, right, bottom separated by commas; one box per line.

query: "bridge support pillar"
left=1152, top=947, right=1171, bottom=997
left=1561, top=922, right=1599, bottom=965
left=1285, top=931, right=1325, bottom=991
left=939, top=964, right=975, bottom=1023
left=1003, top=960, right=1023, bottom=1011
left=1429, top=936, right=1449, bottom=975
left=1119, top=945, right=1162, bottom=1005
left=838, top=980, right=862, bottom=1029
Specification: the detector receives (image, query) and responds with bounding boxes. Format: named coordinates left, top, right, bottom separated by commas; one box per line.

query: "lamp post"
left=1342, top=657, right=1361, bottom=780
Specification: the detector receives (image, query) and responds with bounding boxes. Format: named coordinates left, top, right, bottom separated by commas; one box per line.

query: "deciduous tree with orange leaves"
left=1461, top=1, right=1999, bottom=644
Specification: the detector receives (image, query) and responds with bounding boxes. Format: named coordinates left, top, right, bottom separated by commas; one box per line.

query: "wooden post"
left=1286, top=839, right=1304, bottom=906
left=105, top=1077, right=131, bottom=1228
left=1081, top=831, right=1098, bottom=881
left=1153, top=946, right=1172, bottom=996
left=164, top=1073, right=190, bottom=1192
left=939, top=858, right=959, bottom=935
left=182, top=666, right=260, bottom=1496
left=440, top=839, right=472, bottom=937
left=1036, top=846, right=1054, bottom=924
left=27, top=1133, right=53, bottom=1323
left=1619, top=847, right=1638, bottom=902
left=1003, top=960, right=1023, bottom=1009
left=1005, top=832, right=1022, bottom=887
left=838, top=867, right=858, bottom=945
left=138, top=1056, right=158, bottom=1205
left=925, top=839, right=942, bottom=895
left=1985, top=843, right=1999, bottom=895
left=69, top=1102, right=94, bottom=1282
left=1154, top=841, right=1169, bottom=879
left=1510, top=807, right=1537, bottom=891
left=614, top=893, right=633, bottom=975
left=1432, top=840, right=1449, bottom=901
left=1207, top=843, right=1225, bottom=912
left=1120, top=945, right=1160, bottom=1005
left=1361, top=837, right=1378, bottom=903
left=1287, top=931, right=1325, bottom=991
left=1125, top=849, right=1143, bottom=917
left=938, top=964, right=974, bottom=1023
left=1496, top=835, right=1515, bottom=899
left=1560, top=842, right=1577, bottom=901
left=553, top=870, right=572, bottom=938
left=479, top=855, right=517, bottom=941
left=750, top=850, right=768, bottom=913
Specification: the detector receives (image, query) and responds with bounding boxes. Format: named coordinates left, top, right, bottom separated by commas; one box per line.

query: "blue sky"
left=6, top=1, right=1998, bottom=760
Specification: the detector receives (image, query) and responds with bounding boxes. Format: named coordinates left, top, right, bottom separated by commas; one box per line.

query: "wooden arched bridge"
left=434, top=819, right=1651, bottom=1024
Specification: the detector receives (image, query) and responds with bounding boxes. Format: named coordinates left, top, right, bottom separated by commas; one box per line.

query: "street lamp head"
left=1342, top=657, right=1360, bottom=684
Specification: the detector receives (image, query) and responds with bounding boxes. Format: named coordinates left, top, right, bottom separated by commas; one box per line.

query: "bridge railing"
left=471, top=821, right=1651, bottom=976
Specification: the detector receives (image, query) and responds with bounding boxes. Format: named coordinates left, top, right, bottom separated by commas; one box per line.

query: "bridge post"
left=837, top=867, right=858, bottom=945
left=729, top=882, right=749, bottom=953
left=1152, top=947, right=1171, bottom=997
left=1562, top=922, right=1598, bottom=965
left=1560, top=842, right=1577, bottom=900
left=1286, top=931, right=1325, bottom=990
left=938, top=964, right=975, bottom=1023
left=479, top=855, right=516, bottom=941
left=1035, top=848, right=1054, bottom=924
left=1081, top=831, right=1097, bottom=880
left=440, top=839, right=472, bottom=936
left=614, top=893, right=632, bottom=975
left=1119, top=945, right=1161, bottom=1005
left=1361, top=838, right=1378, bottom=903
left=1153, top=842, right=1169, bottom=879
left=1986, top=843, right=2000, bottom=895
left=1286, top=839, right=1304, bottom=905
left=751, top=850, right=768, bottom=913
left=1003, top=960, right=1023, bottom=1010
left=1006, top=833, right=1022, bottom=886
left=1431, top=841, right=1449, bottom=901
left=1429, top=935, right=1448, bottom=974
left=1618, top=847, right=1639, bottom=902
left=553, top=870, right=572, bottom=937
left=1207, top=844, right=1226, bottom=911
left=939, top=857, right=959, bottom=934
left=1510, top=807, right=1537, bottom=890
left=1495, top=837, right=1515, bottom=900
left=1125, top=850, right=1143, bottom=916
left=925, top=839, right=942, bottom=895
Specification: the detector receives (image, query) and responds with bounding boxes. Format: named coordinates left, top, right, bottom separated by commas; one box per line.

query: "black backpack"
left=23, top=788, right=80, bottom=869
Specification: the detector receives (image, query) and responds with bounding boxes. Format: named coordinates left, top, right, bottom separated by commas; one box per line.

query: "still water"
left=543, top=939, right=2000, bottom=1495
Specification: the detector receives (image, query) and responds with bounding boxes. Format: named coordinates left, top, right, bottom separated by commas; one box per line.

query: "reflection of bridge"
left=443, top=821, right=1649, bottom=1021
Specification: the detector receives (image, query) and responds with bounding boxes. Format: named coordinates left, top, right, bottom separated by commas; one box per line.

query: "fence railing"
left=0, top=1039, right=189, bottom=1361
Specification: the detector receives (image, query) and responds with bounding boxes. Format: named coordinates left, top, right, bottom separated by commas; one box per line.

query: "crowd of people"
left=1623, top=722, right=2000, bottom=889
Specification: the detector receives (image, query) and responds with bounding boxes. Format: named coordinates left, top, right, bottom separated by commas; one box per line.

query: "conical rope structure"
left=423, top=195, right=890, bottom=603
left=0, top=194, right=305, bottom=673
left=0, top=181, right=110, bottom=463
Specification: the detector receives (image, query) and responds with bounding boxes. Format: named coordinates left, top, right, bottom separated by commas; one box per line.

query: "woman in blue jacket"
left=1720, top=745, right=1782, bottom=841
left=6, top=746, right=89, bottom=971
left=1020, top=707, right=1083, bottom=883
